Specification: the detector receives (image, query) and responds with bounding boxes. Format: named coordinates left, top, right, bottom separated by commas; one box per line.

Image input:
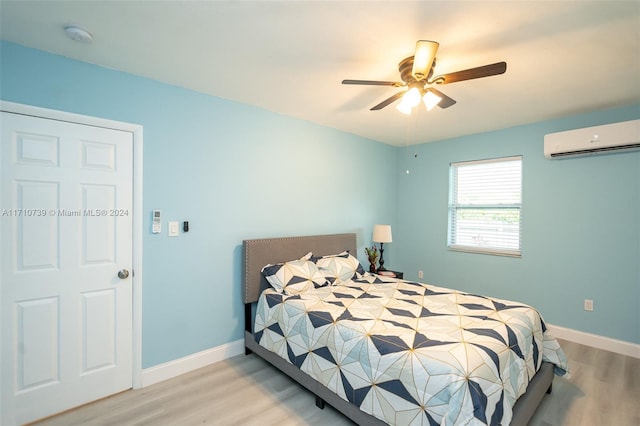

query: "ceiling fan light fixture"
left=396, top=101, right=413, bottom=115
left=403, top=87, right=422, bottom=108
left=412, top=40, right=439, bottom=80
left=397, top=87, right=429, bottom=114
left=423, top=90, right=442, bottom=111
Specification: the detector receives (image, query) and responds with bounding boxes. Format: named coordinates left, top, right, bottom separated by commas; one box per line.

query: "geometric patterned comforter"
left=255, top=273, right=569, bottom=425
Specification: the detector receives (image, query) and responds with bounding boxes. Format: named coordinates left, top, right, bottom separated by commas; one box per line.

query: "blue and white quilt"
left=255, top=273, right=569, bottom=425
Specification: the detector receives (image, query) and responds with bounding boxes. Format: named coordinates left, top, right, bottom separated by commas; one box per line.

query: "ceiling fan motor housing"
left=399, top=56, right=435, bottom=84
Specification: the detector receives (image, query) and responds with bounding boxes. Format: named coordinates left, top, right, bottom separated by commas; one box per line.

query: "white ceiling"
left=1, top=1, right=639, bottom=146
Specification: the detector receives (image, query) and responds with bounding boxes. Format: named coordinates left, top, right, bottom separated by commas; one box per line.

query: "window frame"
left=447, top=155, right=523, bottom=257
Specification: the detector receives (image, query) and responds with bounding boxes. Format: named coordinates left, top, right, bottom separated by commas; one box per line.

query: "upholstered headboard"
left=242, top=233, right=357, bottom=304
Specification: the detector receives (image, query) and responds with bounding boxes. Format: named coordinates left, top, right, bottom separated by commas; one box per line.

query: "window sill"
left=448, top=245, right=521, bottom=258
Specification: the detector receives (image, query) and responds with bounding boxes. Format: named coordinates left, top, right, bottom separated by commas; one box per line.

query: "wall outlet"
left=584, top=299, right=594, bottom=311
left=418, top=270, right=424, bottom=279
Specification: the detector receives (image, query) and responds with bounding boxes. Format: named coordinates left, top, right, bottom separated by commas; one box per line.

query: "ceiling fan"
left=342, top=40, right=507, bottom=114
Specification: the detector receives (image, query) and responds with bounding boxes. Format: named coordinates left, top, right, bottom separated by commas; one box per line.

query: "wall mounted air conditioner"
left=544, top=119, right=640, bottom=159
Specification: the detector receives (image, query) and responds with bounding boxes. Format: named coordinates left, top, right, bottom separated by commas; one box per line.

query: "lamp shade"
left=372, top=224, right=392, bottom=243
left=423, top=89, right=442, bottom=111
left=396, top=100, right=413, bottom=115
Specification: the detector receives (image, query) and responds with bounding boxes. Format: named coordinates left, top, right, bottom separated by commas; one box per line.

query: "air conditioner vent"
left=544, top=120, right=640, bottom=159
left=549, top=142, right=640, bottom=158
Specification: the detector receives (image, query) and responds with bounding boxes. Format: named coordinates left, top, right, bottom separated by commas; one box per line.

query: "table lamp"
left=372, top=224, right=392, bottom=271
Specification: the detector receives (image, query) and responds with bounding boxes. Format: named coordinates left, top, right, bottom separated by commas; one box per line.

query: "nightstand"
left=376, top=270, right=403, bottom=279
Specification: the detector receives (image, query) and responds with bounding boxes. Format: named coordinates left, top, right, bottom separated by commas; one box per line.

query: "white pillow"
left=313, top=251, right=365, bottom=285
left=261, top=256, right=328, bottom=295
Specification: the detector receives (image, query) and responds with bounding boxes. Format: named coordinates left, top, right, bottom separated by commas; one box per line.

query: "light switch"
left=168, top=221, right=179, bottom=237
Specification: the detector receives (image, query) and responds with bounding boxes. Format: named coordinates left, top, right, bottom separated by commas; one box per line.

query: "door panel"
left=15, top=132, right=59, bottom=166
left=15, top=180, right=59, bottom=270
left=82, top=184, right=116, bottom=264
left=1, top=111, right=134, bottom=425
left=16, top=297, right=60, bottom=392
left=82, top=289, right=116, bottom=373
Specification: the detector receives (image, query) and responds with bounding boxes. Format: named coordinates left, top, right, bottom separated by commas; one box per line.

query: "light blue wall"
left=0, top=41, right=399, bottom=367
left=2, top=41, right=638, bottom=367
left=396, top=104, right=640, bottom=344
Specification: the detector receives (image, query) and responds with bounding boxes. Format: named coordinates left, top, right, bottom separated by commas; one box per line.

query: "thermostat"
left=152, top=210, right=161, bottom=234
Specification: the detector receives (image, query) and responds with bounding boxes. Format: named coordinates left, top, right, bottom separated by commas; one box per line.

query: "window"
left=448, top=156, right=522, bottom=257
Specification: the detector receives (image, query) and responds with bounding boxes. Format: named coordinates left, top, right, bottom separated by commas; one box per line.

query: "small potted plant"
left=364, top=245, right=379, bottom=273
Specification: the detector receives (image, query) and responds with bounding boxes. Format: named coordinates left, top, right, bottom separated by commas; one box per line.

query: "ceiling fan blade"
left=432, top=61, right=507, bottom=85
left=427, top=88, right=456, bottom=109
left=342, top=79, right=403, bottom=87
left=412, top=40, right=439, bottom=81
left=370, top=91, right=406, bottom=110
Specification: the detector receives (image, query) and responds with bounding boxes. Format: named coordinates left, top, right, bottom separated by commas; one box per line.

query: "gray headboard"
left=243, top=233, right=357, bottom=303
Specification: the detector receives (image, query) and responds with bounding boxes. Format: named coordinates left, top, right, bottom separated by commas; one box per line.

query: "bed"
left=243, top=233, right=568, bottom=425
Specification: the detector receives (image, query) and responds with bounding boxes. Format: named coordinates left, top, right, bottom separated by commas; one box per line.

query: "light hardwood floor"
left=34, top=339, right=640, bottom=426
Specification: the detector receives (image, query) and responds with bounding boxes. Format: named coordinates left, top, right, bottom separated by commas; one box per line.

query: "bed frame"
left=243, top=233, right=553, bottom=425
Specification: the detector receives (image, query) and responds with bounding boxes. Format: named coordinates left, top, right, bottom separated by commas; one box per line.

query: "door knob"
left=118, top=269, right=130, bottom=279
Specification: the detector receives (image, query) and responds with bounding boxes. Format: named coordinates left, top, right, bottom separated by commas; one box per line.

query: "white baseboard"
left=548, top=323, right=640, bottom=359
left=140, top=339, right=245, bottom=387
left=139, top=325, right=639, bottom=389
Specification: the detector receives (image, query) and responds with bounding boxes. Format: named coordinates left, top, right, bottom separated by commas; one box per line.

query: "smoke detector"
left=64, top=25, right=93, bottom=43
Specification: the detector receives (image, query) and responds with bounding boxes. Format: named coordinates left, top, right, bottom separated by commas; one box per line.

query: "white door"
left=1, top=111, right=133, bottom=425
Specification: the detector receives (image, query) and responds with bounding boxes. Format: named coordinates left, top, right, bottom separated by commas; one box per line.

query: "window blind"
left=448, top=156, right=522, bottom=257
